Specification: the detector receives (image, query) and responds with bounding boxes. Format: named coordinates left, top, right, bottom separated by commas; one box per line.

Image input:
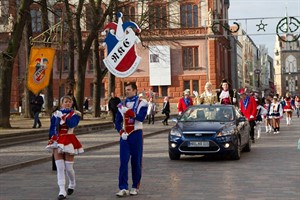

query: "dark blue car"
left=168, top=104, right=251, bottom=160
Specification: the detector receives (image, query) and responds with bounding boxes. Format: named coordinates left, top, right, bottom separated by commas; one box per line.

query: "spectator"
left=108, top=92, right=121, bottom=127
left=178, top=89, right=193, bottom=115
left=84, top=97, right=89, bottom=111
left=30, top=92, right=44, bottom=128
left=147, top=97, right=157, bottom=124
left=162, top=96, right=170, bottom=125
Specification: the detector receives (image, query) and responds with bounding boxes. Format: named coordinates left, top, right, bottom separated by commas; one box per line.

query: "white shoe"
left=277, top=131, right=280, bottom=134
left=116, top=189, right=129, bottom=197
left=129, top=188, right=138, bottom=195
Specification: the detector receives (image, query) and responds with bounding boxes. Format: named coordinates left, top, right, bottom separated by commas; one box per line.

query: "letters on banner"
left=101, top=12, right=141, bottom=78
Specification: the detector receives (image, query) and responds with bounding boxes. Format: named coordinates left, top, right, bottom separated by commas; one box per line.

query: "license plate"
left=189, top=141, right=209, bottom=147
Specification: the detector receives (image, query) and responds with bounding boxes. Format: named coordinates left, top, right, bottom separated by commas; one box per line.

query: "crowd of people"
left=43, top=79, right=299, bottom=199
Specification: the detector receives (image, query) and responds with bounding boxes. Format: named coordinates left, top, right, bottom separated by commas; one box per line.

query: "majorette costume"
left=217, top=79, right=237, bottom=105
left=283, top=97, right=294, bottom=112
left=115, top=95, right=148, bottom=191
left=46, top=109, right=83, bottom=155
left=270, top=102, right=283, bottom=119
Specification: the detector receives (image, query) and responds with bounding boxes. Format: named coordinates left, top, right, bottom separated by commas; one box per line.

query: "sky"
left=228, top=0, right=300, bottom=56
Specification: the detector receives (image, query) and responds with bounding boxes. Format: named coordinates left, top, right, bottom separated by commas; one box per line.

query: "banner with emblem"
left=27, top=47, right=56, bottom=95
left=101, top=12, right=141, bottom=78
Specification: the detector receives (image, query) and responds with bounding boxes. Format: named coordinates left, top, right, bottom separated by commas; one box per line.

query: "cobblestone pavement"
left=0, top=116, right=299, bottom=200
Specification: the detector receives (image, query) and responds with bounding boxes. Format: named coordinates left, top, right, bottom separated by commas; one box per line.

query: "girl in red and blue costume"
left=46, top=95, right=83, bottom=200
left=114, top=82, right=148, bottom=197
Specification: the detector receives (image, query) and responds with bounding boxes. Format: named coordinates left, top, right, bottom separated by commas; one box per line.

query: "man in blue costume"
left=115, top=82, right=148, bottom=197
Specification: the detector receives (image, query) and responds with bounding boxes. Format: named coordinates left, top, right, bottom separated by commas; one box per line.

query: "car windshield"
left=179, top=106, right=234, bottom=122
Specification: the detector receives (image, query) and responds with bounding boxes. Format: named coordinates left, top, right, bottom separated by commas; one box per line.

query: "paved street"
left=0, top=116, right=299, bottom=200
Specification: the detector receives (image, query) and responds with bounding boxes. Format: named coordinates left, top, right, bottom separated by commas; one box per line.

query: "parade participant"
left=162, top=96, right=170, bottom=125
left=264, top=98, right=272, bottom=133
left=255, top=98, right=267, bottom=139
left=217, top=79, right=237, bottom=105
left=115, top=82, right=148, bottom=197
left=147, top=97, right=157, bottom=124
left=46, top=95, right=83, bottom=200
left=178, top=89, right=193, bottom=115
left=269, top=96, right=283, bottom=134
left=283, top=92, right=294, bottom=125
left=239, top=88, right=257, bottom=143
left=295, top=95, right=300, bottom=118
left=30, top=92, right=44, bottom=128
left=194, top=82, right=217, bottom=104
left=108, top=92, right=121, bottom=127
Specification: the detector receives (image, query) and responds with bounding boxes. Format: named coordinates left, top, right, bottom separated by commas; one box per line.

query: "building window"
left=119, top=3, right=136, bottom=22
left=30, top=9, right=42, bottom=32
left=193, top=80, right=199, bottom=93
left=161, top=86, right=168, bottom=97
left=180, top=3, right=198, bottom=28
left=184, top=80, right=190, bottom=92
left=85, top=4, right=103, bottom=31
left=149, top=3, right=168, bottom=29
left=182, top=47, right=199, bottom=70
left=57, top=50, right=69, bottom=72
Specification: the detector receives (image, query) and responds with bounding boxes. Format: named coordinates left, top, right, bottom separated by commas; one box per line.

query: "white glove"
left=54, top=110, right=63, bottom=118
left=193, top=91, right=199, bottom=97
left=250, top=115, right=254, bottom=119
left=233, top=98, right=236, bottom=103
left=121, top=132, right=129, bottom=140
left=178, top=112, right=182, bottom=115
left=117, top=103, right=129, bottom=114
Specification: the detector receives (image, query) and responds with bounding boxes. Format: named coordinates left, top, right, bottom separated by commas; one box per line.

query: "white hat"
left=184, top=89, right=190, bottom=95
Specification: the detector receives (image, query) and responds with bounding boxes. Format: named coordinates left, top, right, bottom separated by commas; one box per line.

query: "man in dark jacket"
left=108, top=92, right=121, bottom=127
left=30, top=93, right=44, bottom=128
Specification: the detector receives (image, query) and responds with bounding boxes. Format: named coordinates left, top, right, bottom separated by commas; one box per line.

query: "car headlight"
left=217, top=129, right=235, bottom=136
left=170, top=128, right=182, bottom=137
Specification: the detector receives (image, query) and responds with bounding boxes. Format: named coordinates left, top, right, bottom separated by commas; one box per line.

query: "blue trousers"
left=119, top=130, right=143, bottom=190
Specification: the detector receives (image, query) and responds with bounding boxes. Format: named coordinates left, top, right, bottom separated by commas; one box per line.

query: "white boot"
left=55, top=159, right=66, bottom=197
left=65, top=161, right=76, bottom=190
left=265, top=126, right=269, bottom=133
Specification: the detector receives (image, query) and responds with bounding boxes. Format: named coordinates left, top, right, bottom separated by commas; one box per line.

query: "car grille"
left=182, top=131, right=215, bottom=139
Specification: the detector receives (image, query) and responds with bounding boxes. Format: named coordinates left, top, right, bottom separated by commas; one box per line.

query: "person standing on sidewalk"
left=147, top=97, right=157, bottom=124
left=46, top=95, right=84, bottom=200
left=162, top=96, right=170, bottom=125
left=115, top=82, right=148, bottom=197
left=295, top=95, right=300, bottom=118
left=30, top=92, right=44, bottom=128
left=108, top=92, right=121, bottom=128
left=239, top=88, right=257, bottom=143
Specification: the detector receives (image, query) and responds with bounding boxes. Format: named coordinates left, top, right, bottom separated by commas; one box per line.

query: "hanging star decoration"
left=256, top=20, right=268, bottom=32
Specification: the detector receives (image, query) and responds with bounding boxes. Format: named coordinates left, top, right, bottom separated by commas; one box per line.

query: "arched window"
left=30, top=9, right=42, bottom=33
left=285, top=55, right=297, bottom=73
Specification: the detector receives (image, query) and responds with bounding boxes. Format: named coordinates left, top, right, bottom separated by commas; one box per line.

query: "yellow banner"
left=27, top=47, right=56, bottom=95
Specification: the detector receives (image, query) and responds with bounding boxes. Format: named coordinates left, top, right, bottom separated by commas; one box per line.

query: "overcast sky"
left=228, top=0, right=300, bottom=56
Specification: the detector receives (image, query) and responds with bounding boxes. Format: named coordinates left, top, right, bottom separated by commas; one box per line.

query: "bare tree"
left=0, top=0, right=33, bottom=128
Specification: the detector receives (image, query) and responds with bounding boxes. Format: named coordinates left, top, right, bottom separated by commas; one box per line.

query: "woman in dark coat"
left=162, top=96, right=170, bottom=125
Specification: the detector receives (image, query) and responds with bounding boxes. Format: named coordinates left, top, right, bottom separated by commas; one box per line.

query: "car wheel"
left=243, top=137, right=251, bottom=152
left=230, top=139, right=241, bottom=160
left=169, top=150, right=181, bottom=160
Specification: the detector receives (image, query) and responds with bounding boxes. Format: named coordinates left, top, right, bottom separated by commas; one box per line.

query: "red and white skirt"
left=284, top=105, right=293, bottom=112
left=46, top=133, right=84, bottom=155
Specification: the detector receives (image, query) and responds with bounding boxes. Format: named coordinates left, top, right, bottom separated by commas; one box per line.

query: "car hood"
left=176, top=121, right=233, bottom=132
